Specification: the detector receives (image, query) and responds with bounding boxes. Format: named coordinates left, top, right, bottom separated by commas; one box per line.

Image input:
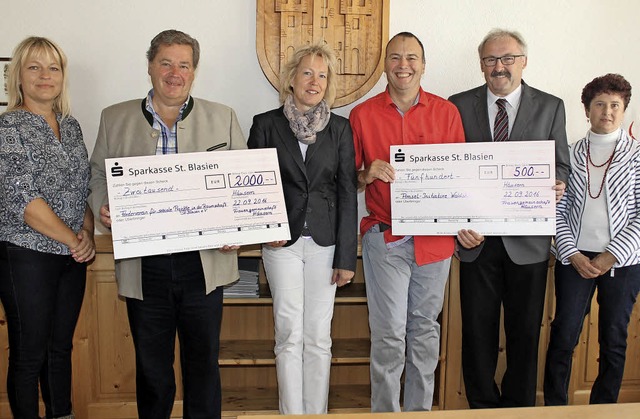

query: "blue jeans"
left=544, top=255, right=640, bottom=405
left=0, top=241, right=86, bottom=419
left=125, top=251, right=223, bottom=419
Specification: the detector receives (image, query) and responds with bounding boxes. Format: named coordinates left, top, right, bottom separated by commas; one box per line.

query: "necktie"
left=493, top=98, right=509, bottom=142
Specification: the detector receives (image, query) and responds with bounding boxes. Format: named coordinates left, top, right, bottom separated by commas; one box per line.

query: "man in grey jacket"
left=448, top=28, right=570, bottom=409
left=88, top=29, right=246, bottom=419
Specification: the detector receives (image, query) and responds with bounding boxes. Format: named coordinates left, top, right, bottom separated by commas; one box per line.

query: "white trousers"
left=262, top=238, right=337, bottom=414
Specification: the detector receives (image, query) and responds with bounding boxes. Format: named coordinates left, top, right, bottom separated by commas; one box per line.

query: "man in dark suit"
left=448, top=28, right=570, bottom=408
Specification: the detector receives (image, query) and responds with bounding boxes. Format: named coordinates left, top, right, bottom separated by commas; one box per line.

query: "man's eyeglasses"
left=481, top=55, right=525, bottom=67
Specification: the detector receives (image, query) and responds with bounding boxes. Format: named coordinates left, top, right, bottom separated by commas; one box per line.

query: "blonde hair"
left=279, top=42, right=337, bottom=108
left=6, top=37, right=71, bottom=117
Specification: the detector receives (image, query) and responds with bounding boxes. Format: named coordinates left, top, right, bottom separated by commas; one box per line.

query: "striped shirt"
left=555, top=129, right=640, bottom=267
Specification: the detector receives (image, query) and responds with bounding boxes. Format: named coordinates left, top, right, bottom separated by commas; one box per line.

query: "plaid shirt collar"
left=145, top=89, right=189, bottom=155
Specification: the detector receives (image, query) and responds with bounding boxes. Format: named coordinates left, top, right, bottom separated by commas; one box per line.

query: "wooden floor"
left=236, top=402, right=640, bottom=419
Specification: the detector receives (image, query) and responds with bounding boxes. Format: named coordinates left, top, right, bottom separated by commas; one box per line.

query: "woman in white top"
left=544, top=73, right=640, bottom=405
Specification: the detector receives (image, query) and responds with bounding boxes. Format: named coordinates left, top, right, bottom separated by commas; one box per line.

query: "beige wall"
left=2, top=0, right=639, bottom=152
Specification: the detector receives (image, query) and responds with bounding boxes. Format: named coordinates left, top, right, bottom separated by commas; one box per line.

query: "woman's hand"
left=457, top=229, right=484, bottom=249
left=331, top=269, right=355, bottom=287
left=569, top=252, right=600, bottom=279
left=591, top=251, right=617, bottom=276
left=71, top=228, right=95, bottom=263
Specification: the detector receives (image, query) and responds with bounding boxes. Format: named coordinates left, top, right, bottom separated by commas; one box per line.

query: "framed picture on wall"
left=1, top=57, right=10, bottom=106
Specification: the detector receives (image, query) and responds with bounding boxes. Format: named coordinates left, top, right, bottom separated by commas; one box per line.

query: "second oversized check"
left=105, top=149, right=290, bottom=259
left=390, top=141, right=556, bottom=236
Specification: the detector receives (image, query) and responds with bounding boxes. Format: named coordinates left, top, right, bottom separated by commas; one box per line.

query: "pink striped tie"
left=493, top=99, right=509, bottom=142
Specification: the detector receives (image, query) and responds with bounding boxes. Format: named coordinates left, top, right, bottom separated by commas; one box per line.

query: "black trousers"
left=460, top=237, right=548, bottom=408
left=0, top=242, right=86, bottom=419
left=126, top=251, right=223, bottom=419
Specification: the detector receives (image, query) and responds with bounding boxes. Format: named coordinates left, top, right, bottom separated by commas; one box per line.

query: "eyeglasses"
left=481, top=55, right=525, bottom=67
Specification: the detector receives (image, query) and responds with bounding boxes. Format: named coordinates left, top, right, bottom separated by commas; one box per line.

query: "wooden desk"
left=239, top=403, right=640, bottom=419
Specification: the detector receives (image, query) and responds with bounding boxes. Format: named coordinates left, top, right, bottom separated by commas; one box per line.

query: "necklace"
left=585, top=132, right=617, bottom=199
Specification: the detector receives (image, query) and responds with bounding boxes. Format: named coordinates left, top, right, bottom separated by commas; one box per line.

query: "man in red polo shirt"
left=350, top=32, right=465, bottom=412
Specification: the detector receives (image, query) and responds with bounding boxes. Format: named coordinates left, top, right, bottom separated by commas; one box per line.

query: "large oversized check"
left=390, top=141, right=555, bottom=236
left=105, top=149, right=290, bottom=259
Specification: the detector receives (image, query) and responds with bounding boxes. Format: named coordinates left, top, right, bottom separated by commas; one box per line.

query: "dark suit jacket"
left=247, top=107, right=358, bottom=271
left=448, top=81, right=571, bottom=264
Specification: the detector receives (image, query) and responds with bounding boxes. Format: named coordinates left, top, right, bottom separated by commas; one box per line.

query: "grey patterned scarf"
left=283, top=95, right=331, bottom=145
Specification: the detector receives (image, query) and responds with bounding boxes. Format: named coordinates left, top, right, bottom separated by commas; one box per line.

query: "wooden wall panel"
left=331, top=304, right=369, bottom=339
left=95, top=279, right=136, bottom=395
left=221, top=305, right=275, bottom=341
left=0, top=304, right=13, bottom=416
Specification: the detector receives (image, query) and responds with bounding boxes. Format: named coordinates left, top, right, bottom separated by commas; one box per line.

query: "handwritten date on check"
left=390, top=141, right=556, bottom=236
left=105, top=149, right=290, bottom=259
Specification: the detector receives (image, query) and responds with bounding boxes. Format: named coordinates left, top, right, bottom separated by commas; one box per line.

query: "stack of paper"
left=223, top=258, right=260, bottom=298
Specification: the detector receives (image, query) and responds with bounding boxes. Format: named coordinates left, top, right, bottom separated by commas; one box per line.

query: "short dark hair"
left=146, top=29, right=200, bottom=68
left=386, top=32, right=425, bottom=64
left=581, top=73, right=632, bottom=110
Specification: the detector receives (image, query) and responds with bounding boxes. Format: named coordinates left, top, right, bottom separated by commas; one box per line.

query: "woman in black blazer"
left=247, top=43, right=357, bottom=414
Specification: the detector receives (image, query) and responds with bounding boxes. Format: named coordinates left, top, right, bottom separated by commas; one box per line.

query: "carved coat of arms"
left=257, top=0, right=389, bottom=107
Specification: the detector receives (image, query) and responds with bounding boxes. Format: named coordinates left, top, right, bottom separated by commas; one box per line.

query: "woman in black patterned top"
left=0, top=37, right=94, bottom=419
